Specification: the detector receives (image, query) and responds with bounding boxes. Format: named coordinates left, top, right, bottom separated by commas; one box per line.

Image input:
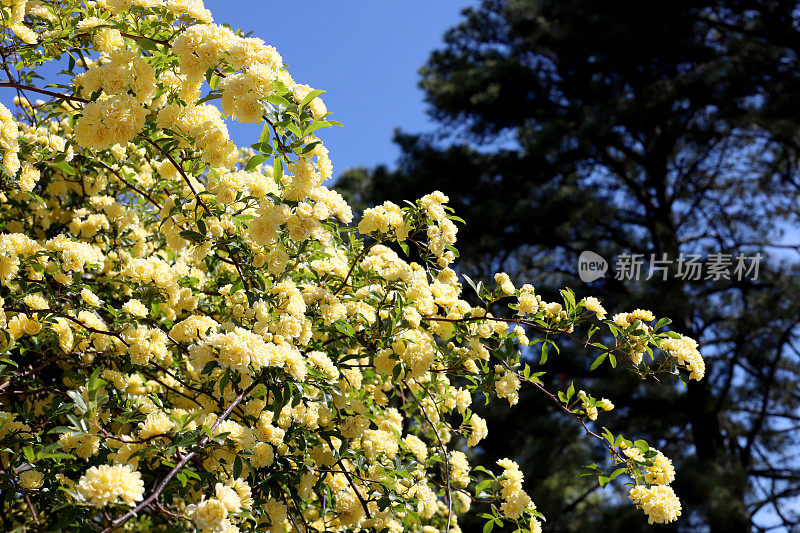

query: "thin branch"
left=403, top=380, right=453, bottom=532
left=335, top=458, right=371, bottom=520
left=333, top=242, right=375, bottom=295
left=0, top=82, right=88, bottom=104
left=102, top=377, right=263, bottom=533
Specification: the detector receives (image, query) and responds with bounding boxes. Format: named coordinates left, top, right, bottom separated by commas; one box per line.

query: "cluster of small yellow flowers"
left=138, top=410, right=175, bottom=439
left=0, top=102, right=20, bottom=176
left=612, top=309, right=656, bottom=365
left=47, top=235, right=105, bottom=273
left=22, top=292, right=47, bottom=310
left=202, top=327, right=301, bottom=376
left=449, top=450, right=471, bottom=487
left=620, top=440, right=682, bottom=523
left=165, top=0, right=213, bottom=23
left=467, top=413, right=488, bottom=447
left=172, top=23, right=235, bottom=82
left=122, top=298, right=148, bottom=317
left=496, top=458, right=536, bottom=519
left=513, top=324, right=530, bottom=345
left=186, top=497, right=230, bottom=531
left=158, top=103, right=239, bottom=170
left=0, top=232, right=40, bottom=285
left=122, top=325, right=168, bottom=365
left=629, top=484, right=682, bottom=524
left=420, top=191, right=458, bottom=267
left=577, top=389, right=599, bottom=420
left=94, top=27, right=124, bottom=52
left=219, top=42, right=282, bottom=123
left=76, top=463, right=145, bottom=507
left=389, top=328, right=436, bottom=379
left=18, top=469, right=44, bottom=490
left=660, top=333, right=705, bottom=380
left=495, top=272, right=515, bottom=295
left=0, top=0, right=37, bottom=44
left=17, top=162, right=40, bottom=191
left=358, top=201, right=410, bottom=240
left=644, top=450, right=676, bottom=485
left=181, top=479, right=253, bottom=531
left=74, top=93, right=148, bottom=150
left=284, top=156, right=330, bottom=203
left=516, top=284, right=541, bottom=315
left=291, top=84, right=327, bottom=118
left=597, top=397, right=614, bottom=411
left=0, top=411, right=30, bottom=439
left=403, top=434, right=429, bottom=462
left=74, top=48, right=157, bottom=105
left=495, top=367, right=521, bottom=405
left=582, top=296, right=607, bottom=319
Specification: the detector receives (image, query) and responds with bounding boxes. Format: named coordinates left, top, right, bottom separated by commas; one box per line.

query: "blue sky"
left=208, top=0, right=475, bottom=177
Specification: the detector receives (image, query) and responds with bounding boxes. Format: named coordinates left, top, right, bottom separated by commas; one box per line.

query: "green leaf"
left=263, top=94, right=291, bottom=108
left=245, top=153, right=268, bottom=171
left=286, top=123, right=303, bottom=138
left=472, top=465, right=493, bottom=476
left=258, top=122, right=271, bottom=144
left=654, top=317, right=671, bottom=330
left=196, top=91, right=222, bottom=104
left=23, top=446, right=35, bottom=463
left=300, top=89, right=325, bottom=109
left=398, top=241, right=409, bottom=256
left=179, top=230, right=204, bottom=242
left=608, top=467, right=626, bottom=482
left=303, top=120, right=331, bottom=135
left=589, top=353, right=607, bottom=371
left=233, top=455, right=243, bottom=479
left=475, top=479, right=492, bottom=493
left=560, top=288, right=575, bottom=310
left=53, top=162, right=75, bottom=175
left=462, top=274, right=477, bottom=293
left=298, top=141, right=322, bottom=154
left=483, top=520, right=495, bottom=533
left=250, top=141, right=272, bottom=153
left=136, top=37, right=160, bottom=52
left=67, top=390, right=87, bottom=413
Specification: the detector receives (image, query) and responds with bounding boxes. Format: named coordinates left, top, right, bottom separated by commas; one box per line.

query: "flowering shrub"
left=0, top=1, right=703, bottom=531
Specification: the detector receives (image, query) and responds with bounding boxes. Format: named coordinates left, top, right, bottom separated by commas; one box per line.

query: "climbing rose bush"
left=0, top=1, right=703, bottom=531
